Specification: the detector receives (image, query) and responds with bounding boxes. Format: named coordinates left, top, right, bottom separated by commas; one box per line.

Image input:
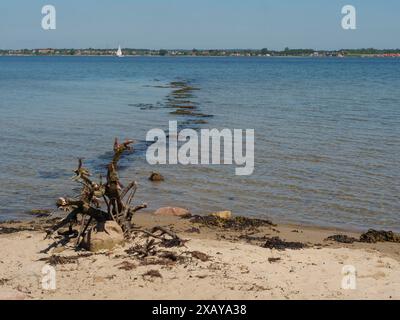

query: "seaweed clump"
left=190, top=215, right=275, bottom=231
left=325, top=229, right=400, bottom=244
left=0, top=218, right=59, bottom=235
left=325, top=234, right=358, bottom=244
left=166, top=81, right=213, bottom=120
left=262, top=237, right=307, bottom=251
left=359, top=229, right=400, bottom=244
left=38, top=253, right=92, bottom=266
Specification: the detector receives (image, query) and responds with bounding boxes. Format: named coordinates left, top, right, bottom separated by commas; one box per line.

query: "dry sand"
left=0, top=213, right=399, bottom=300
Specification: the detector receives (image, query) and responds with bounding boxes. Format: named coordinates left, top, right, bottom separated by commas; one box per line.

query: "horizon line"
left=2, top=47, right=400, bottom=51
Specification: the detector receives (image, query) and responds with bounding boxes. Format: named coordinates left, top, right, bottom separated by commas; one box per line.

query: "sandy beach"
left=1, top=212, right=399, bottom=300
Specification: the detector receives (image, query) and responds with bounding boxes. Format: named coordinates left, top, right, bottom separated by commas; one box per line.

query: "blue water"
left=0, top=56, right=399, bottom=231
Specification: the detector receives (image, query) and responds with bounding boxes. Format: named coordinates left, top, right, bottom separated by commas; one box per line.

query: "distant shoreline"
left=2, top=48, right=400, bottom=58
left=1, top=54, right=399, bottom=58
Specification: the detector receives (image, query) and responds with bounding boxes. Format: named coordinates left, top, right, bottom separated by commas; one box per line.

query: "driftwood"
left=46, top=138, right=148, bottom=248
left=45, top=138, right=187, bottom=253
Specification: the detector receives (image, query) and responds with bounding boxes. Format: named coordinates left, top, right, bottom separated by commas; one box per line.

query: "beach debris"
left=45, top=138, right=148, bottom=250
left=28, top=209, right=52, bottom=218
left=246, top=284, right=270, bottom=292
left=190, top=215, right=275, bottom=231
left=262, top=237, right=307, bottom=250
left=185, top=227, right=201, bottom=234
left=157, top=228, right=187, bottom=248
left=324, top=230, right=400, bottom=244
left=0, top=226, right=34, bottom=234
left=154, top=207, right=191, bottom=218
left=142, top=269, right=162, bottom=279
left=210, top=211, right=232, bottom=220
left=149, top=172, right=165, bottom=182
left=325, top=234, right=358, bottom=244
left=125, top=239, right=157, bottom=258
left=359, top=229, right=400, bottom=243
left=188, top=251, right=210, bottom=262
left=238, top=234, right=271, bottom=243
left=38, top=253, right=92, bottom=266
left=268, top=257, right=281, bottom=263
left=0, top=217, right=60, bottom=234
left=139, top=250, right=186, bottom=266
left=125, top=226, right=187, bottom=258
left=139, top=250, right=185, bottom=266
left=116, top=261, right=136, bottom=271
left=157, top=251, right=182, bottom=263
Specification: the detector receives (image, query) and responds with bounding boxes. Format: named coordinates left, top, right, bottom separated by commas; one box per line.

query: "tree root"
left=46, top=138, right=147, bottom=250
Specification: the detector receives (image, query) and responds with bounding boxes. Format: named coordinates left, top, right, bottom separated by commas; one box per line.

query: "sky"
left=0, top=0, right=399, bottom=50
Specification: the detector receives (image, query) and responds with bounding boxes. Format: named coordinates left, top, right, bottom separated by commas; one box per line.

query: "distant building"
left=37, top=48, right=55, bottom=54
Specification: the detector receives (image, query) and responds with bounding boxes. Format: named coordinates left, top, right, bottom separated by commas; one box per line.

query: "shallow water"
left=0, top=56, right=399, bottom=231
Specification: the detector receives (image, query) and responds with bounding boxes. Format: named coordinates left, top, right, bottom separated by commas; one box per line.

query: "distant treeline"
left=1, top=48, right=400, bottom=57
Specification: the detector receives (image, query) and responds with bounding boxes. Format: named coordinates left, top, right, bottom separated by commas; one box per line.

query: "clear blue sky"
left=0, top=0, right=399, bottom=49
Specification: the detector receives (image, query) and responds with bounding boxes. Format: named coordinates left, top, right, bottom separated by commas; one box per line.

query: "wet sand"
left=0, top=213, right=399, bottom=300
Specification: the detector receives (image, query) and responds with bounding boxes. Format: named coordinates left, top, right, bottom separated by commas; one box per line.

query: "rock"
left=149, top=172, right=164, bottom=182
left=210, top=211, right=232, bottom=220
left=0, top=289, right=27, bottom=300
left=52, top=247, right=66, bottom=254
left=81, top=221, right=124, bottom=252
left=154, top=207, right=191, bottom=218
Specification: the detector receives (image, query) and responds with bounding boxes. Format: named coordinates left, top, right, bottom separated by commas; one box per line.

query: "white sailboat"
left=116, top=45, right=124, bottom=58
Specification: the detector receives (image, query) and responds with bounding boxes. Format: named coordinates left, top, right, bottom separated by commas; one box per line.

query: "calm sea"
left=0, top=56, right=399, bottom=231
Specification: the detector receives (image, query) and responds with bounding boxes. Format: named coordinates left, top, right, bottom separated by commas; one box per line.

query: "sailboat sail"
left=116, top=45, right=123, bottom=57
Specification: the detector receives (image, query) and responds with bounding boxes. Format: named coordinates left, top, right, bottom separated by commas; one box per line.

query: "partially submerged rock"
left=169, top=105, right=196, bottom=109
left=81, top=221, right=125, bottom=252
left=169, top=109, right=213, bottom=117
left=181, top=119, right=208, bottom=125
left=359, top=229, right=400, bottom=244
left=154, top=207, right=191, bottom=218
left=149, top=172, right=165, bottom=182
